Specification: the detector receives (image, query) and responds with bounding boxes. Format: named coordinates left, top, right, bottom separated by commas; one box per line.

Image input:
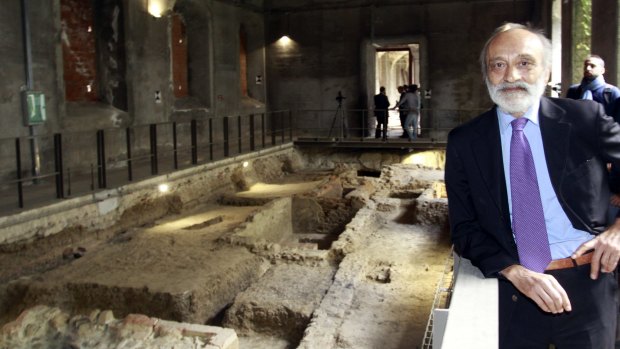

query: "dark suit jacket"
left=445, top=97, right=620, bottom=278
left=374, top=93, right=390, bottom=120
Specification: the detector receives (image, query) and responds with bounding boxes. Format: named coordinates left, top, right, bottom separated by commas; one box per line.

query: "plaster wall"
left=0, top=0, right=266, bottom=182
left=265, top=0, right=539, bottom=134
left=0, top=1, right=61, bottom=138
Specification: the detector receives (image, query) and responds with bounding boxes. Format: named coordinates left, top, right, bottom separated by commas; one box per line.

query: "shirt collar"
left=497, top=99, right=541, bottom=131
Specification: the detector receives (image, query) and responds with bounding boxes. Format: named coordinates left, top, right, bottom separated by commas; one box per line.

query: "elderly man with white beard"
left=445, top=22, right=620, bottom=349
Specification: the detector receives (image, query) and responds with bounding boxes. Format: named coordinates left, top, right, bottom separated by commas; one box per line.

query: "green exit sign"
left=21, top=91, right=46, bottom=126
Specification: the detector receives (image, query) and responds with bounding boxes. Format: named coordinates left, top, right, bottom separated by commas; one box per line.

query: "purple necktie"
left=510, top=117, right=552, bottom=273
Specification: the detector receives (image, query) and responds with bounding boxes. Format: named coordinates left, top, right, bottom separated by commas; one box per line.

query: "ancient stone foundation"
left=0, top=148, right=451, bottom=349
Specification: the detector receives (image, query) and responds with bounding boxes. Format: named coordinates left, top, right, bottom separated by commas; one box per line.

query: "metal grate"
left=421, top=247, right=455, bottom=349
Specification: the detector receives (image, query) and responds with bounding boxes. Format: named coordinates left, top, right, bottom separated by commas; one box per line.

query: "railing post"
left=261, top=113, right=266, bottom=148
left=224, top=116, right=230, bottom=157
left=237, top=115, right=242, bottom=154
left=250, top=114, right=255, bottom=151
left=126, top=128, right=133, bottom=181
left=149, top=124, right=158, bottom=175
left=281, top=112, right=285, bottom=144
left=53, top=133, right=64, bottom=199
left=289, top=110, right=293, bottom=141
left=15, top=138, right=23, bottom=208
left=271, top=112, right=276, bottom=146
left=191, top=119, right=198, bottom=165
left=362, top=110, right=366, bottom=140
left=208, top=118, right=213, bottom=161
left=96, top=130, right=107, bottom=188
left=172, top=122, right=178, bottom=170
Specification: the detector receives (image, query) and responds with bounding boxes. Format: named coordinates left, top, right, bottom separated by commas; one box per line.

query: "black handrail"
left=0, top=111, right=294, bottom=214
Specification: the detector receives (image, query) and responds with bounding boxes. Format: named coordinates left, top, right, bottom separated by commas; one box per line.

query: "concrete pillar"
left=591, top=0, right=619, bottom=85
left=561, top=0, right=574, bottom=96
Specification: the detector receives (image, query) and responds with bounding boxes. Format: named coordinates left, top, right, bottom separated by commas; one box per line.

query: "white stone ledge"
left=436, top=255, right=498, bottom=349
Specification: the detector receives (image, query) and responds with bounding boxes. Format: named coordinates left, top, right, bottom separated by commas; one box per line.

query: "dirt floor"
left=0, top=164, right=451, bottom=349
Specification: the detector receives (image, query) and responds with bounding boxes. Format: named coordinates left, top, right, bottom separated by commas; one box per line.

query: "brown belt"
left=545, top=251, right=593, bottom=271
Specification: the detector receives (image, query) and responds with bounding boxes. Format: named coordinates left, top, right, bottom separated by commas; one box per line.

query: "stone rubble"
left=0, top=305, right=238, bottom=349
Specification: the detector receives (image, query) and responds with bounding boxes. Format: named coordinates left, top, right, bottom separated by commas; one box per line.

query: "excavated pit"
left=0, top=152, right=451, bottom=349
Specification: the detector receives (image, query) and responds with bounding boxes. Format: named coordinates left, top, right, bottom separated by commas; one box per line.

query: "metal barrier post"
left=15, top=138, right=24, bottom=208
left=271, top=113, right=276, bottom=146
left=281, top=112, right=285, bottom=144
left=149, top=124, right=158, bottom=175
left=126, top=128, right=133, bottom=181
left=362, top=110, right=366, bottom=141
left=237, top=115, right=242, bottom=154
left=289, top=110, right=293, bottom=141
left=208, top=118, right=213, bottom=161
left=250, top=114, right=255, bottom=151
left=191, top=120, right=198, bottom=165
left=261, top=113, right=266, bottom=148
left=96, top=130, right=107, bottom=188
left=53, top=133, right=64, bottom=199
left=224, top=117, right=230, bottom=157
left=172, top=122, right=178, bottom=169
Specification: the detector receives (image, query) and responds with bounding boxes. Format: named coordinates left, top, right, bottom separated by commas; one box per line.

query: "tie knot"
left=511, top=117, right=528, bottom=131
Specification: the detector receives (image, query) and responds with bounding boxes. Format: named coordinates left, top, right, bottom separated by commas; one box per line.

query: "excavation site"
left=0, top=146, right=451, bottom=349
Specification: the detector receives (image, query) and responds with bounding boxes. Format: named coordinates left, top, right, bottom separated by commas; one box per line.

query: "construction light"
left=158, top=183, right=170, bottom=193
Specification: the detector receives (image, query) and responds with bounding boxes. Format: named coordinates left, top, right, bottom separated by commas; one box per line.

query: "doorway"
left=375, top=45, right=420, bottom=135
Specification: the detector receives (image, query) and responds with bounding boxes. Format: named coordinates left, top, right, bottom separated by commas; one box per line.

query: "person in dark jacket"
left=373, top=86, right=390, bottom=139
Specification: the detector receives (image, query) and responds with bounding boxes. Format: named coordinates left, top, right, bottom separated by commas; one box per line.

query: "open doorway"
left=375, top=45, right=420, bottom=136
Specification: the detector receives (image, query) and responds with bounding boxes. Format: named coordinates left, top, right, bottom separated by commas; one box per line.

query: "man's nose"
left=504, top=64, right=521, bottom=82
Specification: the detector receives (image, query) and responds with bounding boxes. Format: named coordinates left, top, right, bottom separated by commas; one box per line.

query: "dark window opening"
left=172, top=13, right=189, bottom=98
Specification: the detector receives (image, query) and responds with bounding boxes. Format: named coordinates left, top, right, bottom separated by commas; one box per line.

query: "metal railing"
left=292, top=108, right=485, bottom=140
left=0, top=107, right=483, bottom=216
left=0, top=111, right=292, bottom=215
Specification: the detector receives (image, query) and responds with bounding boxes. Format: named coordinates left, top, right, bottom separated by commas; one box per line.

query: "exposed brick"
left=61, top=0, right=98, bottom=102
left=171, top=13, right=189, bottom=98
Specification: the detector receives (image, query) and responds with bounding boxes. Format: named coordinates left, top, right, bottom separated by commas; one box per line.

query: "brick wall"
left=61, top=0, right=98, bottom=102
left=172, top=13, right=189, bottom=98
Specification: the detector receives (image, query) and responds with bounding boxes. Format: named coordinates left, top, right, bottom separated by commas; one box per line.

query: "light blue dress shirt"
left=497, top=103, right=593, bottom=260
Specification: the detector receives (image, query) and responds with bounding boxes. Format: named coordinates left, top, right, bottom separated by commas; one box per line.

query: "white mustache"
left=495, top=81, right=532, bottom=93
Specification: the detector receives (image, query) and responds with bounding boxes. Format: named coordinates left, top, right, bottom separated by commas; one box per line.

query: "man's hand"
left=572, top=218, right=620, bottom=280
left=501, top=264, right=571, bottom=313
left=610, top=194, right=620, bottom=207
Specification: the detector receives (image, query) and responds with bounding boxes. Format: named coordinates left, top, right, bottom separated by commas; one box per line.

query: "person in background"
left=566, top=55, right=620, bottom=116
left=397, top=85, right=409, bottom=138
left=394, top=84, right=420, bottom=140
left=445, top=22, right=620, bottom=348
left=373, top=86, right=390, bottom=139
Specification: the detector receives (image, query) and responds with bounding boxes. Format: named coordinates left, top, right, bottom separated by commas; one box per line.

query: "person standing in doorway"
left=397, top=85, right=409, bottom=138
left=394, top=84, right=420, bottom=140
left=373, top=86, right=390, bottom=139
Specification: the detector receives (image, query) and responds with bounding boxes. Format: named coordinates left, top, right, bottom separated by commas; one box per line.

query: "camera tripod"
left=328, top=91, right=348, bottom=139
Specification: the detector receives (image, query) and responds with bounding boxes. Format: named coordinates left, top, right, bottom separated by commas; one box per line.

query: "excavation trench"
left=0, top=155, right=451, bottom=349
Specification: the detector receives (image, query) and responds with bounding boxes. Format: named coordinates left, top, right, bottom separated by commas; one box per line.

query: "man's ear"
left=544, top=69, right=551, bottom=84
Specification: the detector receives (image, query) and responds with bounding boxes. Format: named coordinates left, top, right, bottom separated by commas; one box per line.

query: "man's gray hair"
left=479, top=22, right=552, bottom=81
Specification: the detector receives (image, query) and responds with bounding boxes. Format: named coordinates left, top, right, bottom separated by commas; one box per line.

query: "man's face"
left=484, top=29, right=549, bottom=116
left=583, top=57, right=605, bottom=80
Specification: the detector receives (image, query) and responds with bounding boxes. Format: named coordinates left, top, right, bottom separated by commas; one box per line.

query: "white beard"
left=486, top=76, right=547, bottom=115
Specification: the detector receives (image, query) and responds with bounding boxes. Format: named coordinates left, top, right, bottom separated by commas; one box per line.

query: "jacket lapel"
left=539, top=97, right=570, bottom=192
left=471, top=109, right=511, bottom=224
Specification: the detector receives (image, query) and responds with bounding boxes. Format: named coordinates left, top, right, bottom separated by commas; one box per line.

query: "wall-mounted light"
left=243, top=161, right=249, bottom=168
left=278, top=12, right=291, bottom=43
left=158, top=183, right=170, bottom=193
left=147, top=0, right=170, bottom=18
